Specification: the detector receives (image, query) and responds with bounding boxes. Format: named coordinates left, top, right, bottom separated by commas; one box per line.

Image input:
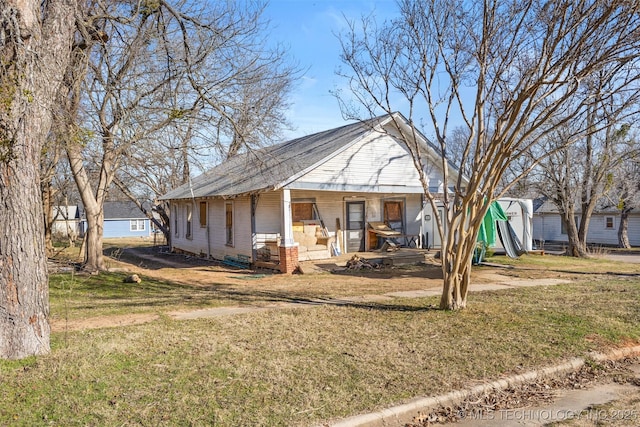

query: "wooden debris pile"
left=346, top=254, right=378, bottom=270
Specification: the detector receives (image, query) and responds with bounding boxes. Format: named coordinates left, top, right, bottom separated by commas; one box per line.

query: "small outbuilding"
left=51, top=205, right=84, bottom=239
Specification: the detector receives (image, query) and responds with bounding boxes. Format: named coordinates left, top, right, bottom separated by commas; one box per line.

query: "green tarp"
left=474, top=201, right=509, bottom=264
left=477, top=201, right=508, bottom=246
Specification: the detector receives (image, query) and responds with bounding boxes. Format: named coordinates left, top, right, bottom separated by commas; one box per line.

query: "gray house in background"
left=532, top=198, right=640, bottom=247
left=160, top=113, right=462, bottom=273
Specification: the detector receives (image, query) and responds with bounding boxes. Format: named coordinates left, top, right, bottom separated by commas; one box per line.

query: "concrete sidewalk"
left=326, top=346, right=640, bottom=427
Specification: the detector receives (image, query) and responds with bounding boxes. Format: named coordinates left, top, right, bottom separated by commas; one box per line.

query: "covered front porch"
left=253, top=188, right=430, bottom=273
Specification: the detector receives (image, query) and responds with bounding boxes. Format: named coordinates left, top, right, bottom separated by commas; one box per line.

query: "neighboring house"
left=95, top=201, right=152, bottom=238
left=52, top=205, right=83, bottom=239
left=160, top=113, right=462, bottom=273
left=533, top=198, right=640, bottom=246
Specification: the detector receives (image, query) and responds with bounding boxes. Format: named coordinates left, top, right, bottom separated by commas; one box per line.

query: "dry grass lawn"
left=1, top=240, right=638, bottom=426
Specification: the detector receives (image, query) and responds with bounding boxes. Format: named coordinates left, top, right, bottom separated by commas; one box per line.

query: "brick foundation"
left=279, top=245, right=299, bottom=274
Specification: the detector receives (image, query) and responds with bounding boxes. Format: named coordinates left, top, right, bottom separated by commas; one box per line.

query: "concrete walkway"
left=599, top=253, right=640, bottom=264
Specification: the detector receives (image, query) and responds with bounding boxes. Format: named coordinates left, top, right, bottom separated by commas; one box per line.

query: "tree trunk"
left=67, top=144, right=107, bottom=272
left=561, top=213, right=588, bottom=257
left=440, top=258, right=471, bottom=310
left=42, top=179, right=55, bottom=256
left=0, top=0, right=76, bottom=359
left=438, top=204, right=482, bottom=310
left=618, top=208, right=631, bottom=248
left=83, top=207, right=105, bottom=272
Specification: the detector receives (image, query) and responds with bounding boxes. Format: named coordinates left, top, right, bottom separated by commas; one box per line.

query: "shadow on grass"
left=50, top=270, right=439, bottom=315
left=103, top=245, right=227, bottom=271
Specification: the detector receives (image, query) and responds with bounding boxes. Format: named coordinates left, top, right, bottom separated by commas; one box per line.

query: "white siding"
left=170, top=189, right=429, bottom=261
left=171, top=197, right=253, bottom=260
left=586, top=214, right=621, bottom=246
left=628, top=216, right=640, bottom=246
left=293, top=133, right=441, bottom=193
left=533, top=213, right=640, bottom=246
left=533, top=214, right=566, bottom=243
left=255, top=192, right=282, bottom=233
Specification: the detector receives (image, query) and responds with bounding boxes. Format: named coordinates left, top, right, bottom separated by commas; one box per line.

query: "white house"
left=533, top=198, right=640, bottom=247
left=52, top=205, right=83, bottom=239
left=160, top=113, right=461, bottom=272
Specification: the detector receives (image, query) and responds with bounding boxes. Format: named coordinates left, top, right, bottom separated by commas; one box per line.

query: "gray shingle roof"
left=161, top=116, right=389, bottom=200
left=103, top=201, right=146, bottom=219
left=160, top=112, right=451, bottom=201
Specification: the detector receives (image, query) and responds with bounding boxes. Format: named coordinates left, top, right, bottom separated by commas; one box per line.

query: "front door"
left=346, top=201, right=365, bottom=252
left=432, top=207, right=446, bottom=248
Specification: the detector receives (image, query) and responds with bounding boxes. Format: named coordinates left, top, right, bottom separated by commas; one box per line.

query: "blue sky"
left=263, top=1, right=399, bottom=139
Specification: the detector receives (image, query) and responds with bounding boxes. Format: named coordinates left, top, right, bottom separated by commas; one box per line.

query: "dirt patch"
left=104, top=245, right=450, bottom=293
left=50, top=245, right=571, bottom=332
left=51, top=313, right=160, bottom=332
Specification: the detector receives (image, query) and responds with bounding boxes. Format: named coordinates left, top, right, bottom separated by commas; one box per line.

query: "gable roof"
left=160, top=113, right=446, bottom=200
left=533, top=196, right=636, bottom=215
left=103, top=201, right=147, bottom=220
left=53, top=205, right=80, bottom=220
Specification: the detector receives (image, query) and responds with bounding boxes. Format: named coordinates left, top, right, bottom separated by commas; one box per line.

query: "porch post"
left=279, top=188, right=299, bottom=273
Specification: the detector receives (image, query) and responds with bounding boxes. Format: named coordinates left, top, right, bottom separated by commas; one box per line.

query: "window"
left=384, top=200, right=404, bottom=233
left=292, top=202, right=315, bottom=222
left=225, top=202, right=233, bottom=246
left=186, top=204, right=192, bottom=239
left=605, top=216, right=614, bottom=229
left=130, top=219, right=146, bottom=231
left=173, top=205, right=179, bottom=236
left=199, top=201, right=207, bottom=228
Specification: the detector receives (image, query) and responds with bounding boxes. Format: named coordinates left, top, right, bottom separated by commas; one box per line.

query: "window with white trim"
left=605, top=216, right=614, bottom=229
left=130, top=219, right=146, bottom=231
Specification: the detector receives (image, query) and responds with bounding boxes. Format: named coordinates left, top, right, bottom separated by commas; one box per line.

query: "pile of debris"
left=345, top=254, right=379, bottom=270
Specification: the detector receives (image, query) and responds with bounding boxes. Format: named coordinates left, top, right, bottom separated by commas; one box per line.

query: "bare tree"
left=113, top=125, right=200, bottom=245
left=61, top=0, right=298, bottom=272
left=607, top=132, right=640, bottom=248
left=338, top=0, right=640, bottom=309
left=533, top=61, right=640, bottom=257
left=536, top=119, right=638, bottom=256
left=0, top=0, right=77, bottom=359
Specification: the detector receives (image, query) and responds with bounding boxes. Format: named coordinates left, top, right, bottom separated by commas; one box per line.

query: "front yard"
left=2, top=245, right=640, bottom=426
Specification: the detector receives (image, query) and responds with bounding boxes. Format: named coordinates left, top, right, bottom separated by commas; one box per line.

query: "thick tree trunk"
left=439, top=204, right=482, bottom=310
left=440, top=260, right=471, bottom=310
left=562, top=214, right=588, bottom=257
left=566, top=232, right=588, bottom=257
left=618, top=209, right=631, bottom=248
left=83, top=208, right=105, bottom=272
left=0, top=0, right=76, bottom=359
